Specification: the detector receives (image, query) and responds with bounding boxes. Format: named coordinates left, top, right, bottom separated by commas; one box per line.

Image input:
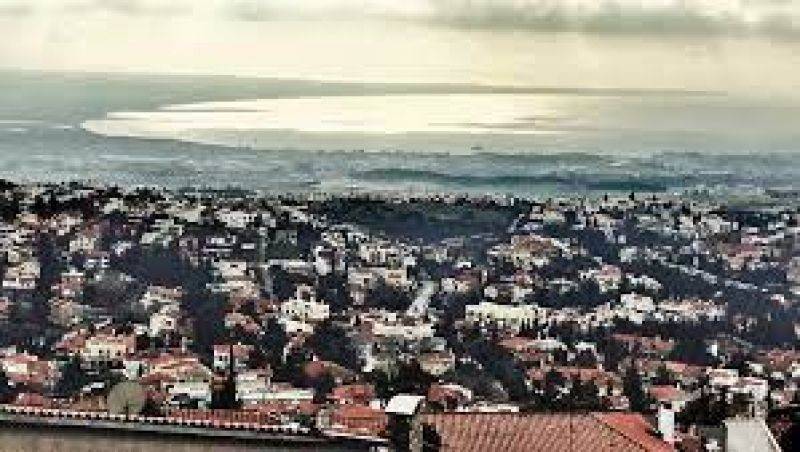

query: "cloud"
left=61, top=0, right=193, bottom=16
left=6, top=0, right=800, bottom=37
left=413, top=1, right=800, bottom=36
left=0, top=2, right=34, bottom=16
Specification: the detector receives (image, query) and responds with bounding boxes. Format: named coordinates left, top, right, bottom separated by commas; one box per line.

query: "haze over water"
left=1, top=1, right=799, bottom=195
left=82, top=91, right=799, bottom=156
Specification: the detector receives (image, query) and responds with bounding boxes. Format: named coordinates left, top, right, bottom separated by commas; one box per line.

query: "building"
left=81, top=333, right=136, bottom=366
left=424, top=412, right=675, bottom=452
left=212, top=344, right=253, bottom=373
left=280, top=287, right=330, bottom=323
left=465, top=301, right=544, bottom=331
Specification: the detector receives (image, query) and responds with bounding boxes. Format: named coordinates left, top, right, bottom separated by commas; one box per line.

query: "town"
left=0, top=179, right=797, bottom=451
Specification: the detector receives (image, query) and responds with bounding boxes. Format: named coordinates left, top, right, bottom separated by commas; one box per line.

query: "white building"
left=364, top=312, right=435, bottom=341
left=236, top=369, right=273, bottom=404
left=465, top=301, right=544, bottom=330
left=2, top=260, right=39, bottom=290
left=149, top=307, right=179, bottom=338
left=620, top=293, right=655, bottom=311
left=280, top=286, right=330, bottom=323
left=81, top=333, right=136, bottom=365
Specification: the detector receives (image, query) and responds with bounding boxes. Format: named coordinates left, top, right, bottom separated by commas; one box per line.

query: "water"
left=1, top=70, right=798, bottom=196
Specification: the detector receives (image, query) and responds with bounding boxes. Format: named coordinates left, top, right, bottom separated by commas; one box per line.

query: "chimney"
left=657, top=404, right=675, bottom=444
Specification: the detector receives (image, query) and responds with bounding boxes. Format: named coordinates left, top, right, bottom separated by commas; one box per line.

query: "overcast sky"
left=1, top=0, right=799, bottom=96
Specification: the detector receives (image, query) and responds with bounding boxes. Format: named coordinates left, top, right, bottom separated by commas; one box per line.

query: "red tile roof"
left=303, top=360, right=355, bottom=382
left=423, top=412, right=674, bottom=452
left=595, top=413, right=674, bottom=452
left=329, top=404, right=388, bottom=436
left=648, top=386, right=689, bottom=403
left=427, top=384, right=472, bottom=407
left=13, top=393, right=52, bottom=408
left=330, top=384, right=375, bottom=405
left=527, top=366, right=621, bottom=386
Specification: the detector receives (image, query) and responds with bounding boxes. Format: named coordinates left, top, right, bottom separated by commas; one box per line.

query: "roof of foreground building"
left=423, top=412, right=675, bottom=452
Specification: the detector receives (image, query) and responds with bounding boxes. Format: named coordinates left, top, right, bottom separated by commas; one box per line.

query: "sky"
left=1, top=0, right=799, bottom=96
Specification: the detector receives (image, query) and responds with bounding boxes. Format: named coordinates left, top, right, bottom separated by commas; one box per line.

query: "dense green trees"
left=306, top=321, right=360, bottom=371
left=0, top=370, right=12, bottom=403
left=623, top=366, right=649, bottom=412
left=55, top=356, right=90, bottom=397
left=366, top=281, right=413, bottom=312
left=467, top=339, right=529, bottom=402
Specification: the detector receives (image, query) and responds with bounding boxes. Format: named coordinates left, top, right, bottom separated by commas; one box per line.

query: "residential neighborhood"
left=0, top=180, right=797, bottom=451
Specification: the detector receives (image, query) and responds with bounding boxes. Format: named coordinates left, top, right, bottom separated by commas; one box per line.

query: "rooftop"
left=424, top=412, right=674, bottom=452
left=385, top=395, right=425, bottom=416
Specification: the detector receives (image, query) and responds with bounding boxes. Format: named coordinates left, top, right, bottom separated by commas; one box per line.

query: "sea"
left=1, top=70, right=798, bottom=198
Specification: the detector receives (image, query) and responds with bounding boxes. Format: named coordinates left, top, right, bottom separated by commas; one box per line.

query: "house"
left=361, top=311, right=435, bottom=341
left=252, top=382, right=314, bottom=404
left=329, top=383, right=376, bottom=406
left=149, top=306, right=179, bottom=338
left=2, top=260, right=39, bottom=290
left=582, top=265, right=622, bottom=292
left=140, top=353, right=214, bottom=408
left=427, top=384, right=473, bottom=410
left=139, top=285, right=183, bottom=311
left=418, top=352, right=456, bottom=377
left=0, top=353, right=59, bottom=391
left=724, top=418, right=781, bottom=452
left=235, top=368, right=273, bottom=405
left=327, top=404, right=388, bottom=437
left=303, top=361, right=356, bottom=385
left=465, top=301, right=544, bottom=331
left=648, top=386, right=691, bottom=412
left=81, top=333, right=136, bottom=366
left=212, top=344, right=253, bottom=373
left=620, top=293, right=656, bottom=315
left=280, top=285, right=330, bottom=323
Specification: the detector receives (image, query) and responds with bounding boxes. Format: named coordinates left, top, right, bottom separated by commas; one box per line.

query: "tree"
left=653, top=364, right=674, bottom=386
left=366, top=281, right=413, bottom=312
left=0, top=370, right=12, bottom=403
left=316, top=273, right=348, bottom=314
left=670, top=338, right=712, bottom=366
left=569, top=378, right=601, bottom=411
left=677, top=393, right=729, bottom=426
left=56, top=356, right=90, bottom=397
left=312, top=373, right=336, bottom=404
left=260, top=319, right=288, bottom=370
left=467, top=339, right=529, bottom=402
left=185, top=290, right=227, bottom=360
left=623, top=366, right=648, bottom=412
left=393, top=360, right=434, bottom=396
left=440, top=362, right=506, bottom=402
left=422, top=423, right=442, bottom=452
left=211, top=380, right=239, bottom=410
left=601, top=338, right=627, bottom=372
left=211, top=345, right=239, bottom=410
left=573, top=349, right=598, bottom=368
left=543, top=369, right=565, bottom=409
left=306, top=321, right=360, bottom=371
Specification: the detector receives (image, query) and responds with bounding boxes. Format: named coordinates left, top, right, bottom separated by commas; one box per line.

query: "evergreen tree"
left=56, top=356, right=90, bottom=397
left=623, top=366, right=648, bottom=412
left=0, top=370, right=12, bottom=403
